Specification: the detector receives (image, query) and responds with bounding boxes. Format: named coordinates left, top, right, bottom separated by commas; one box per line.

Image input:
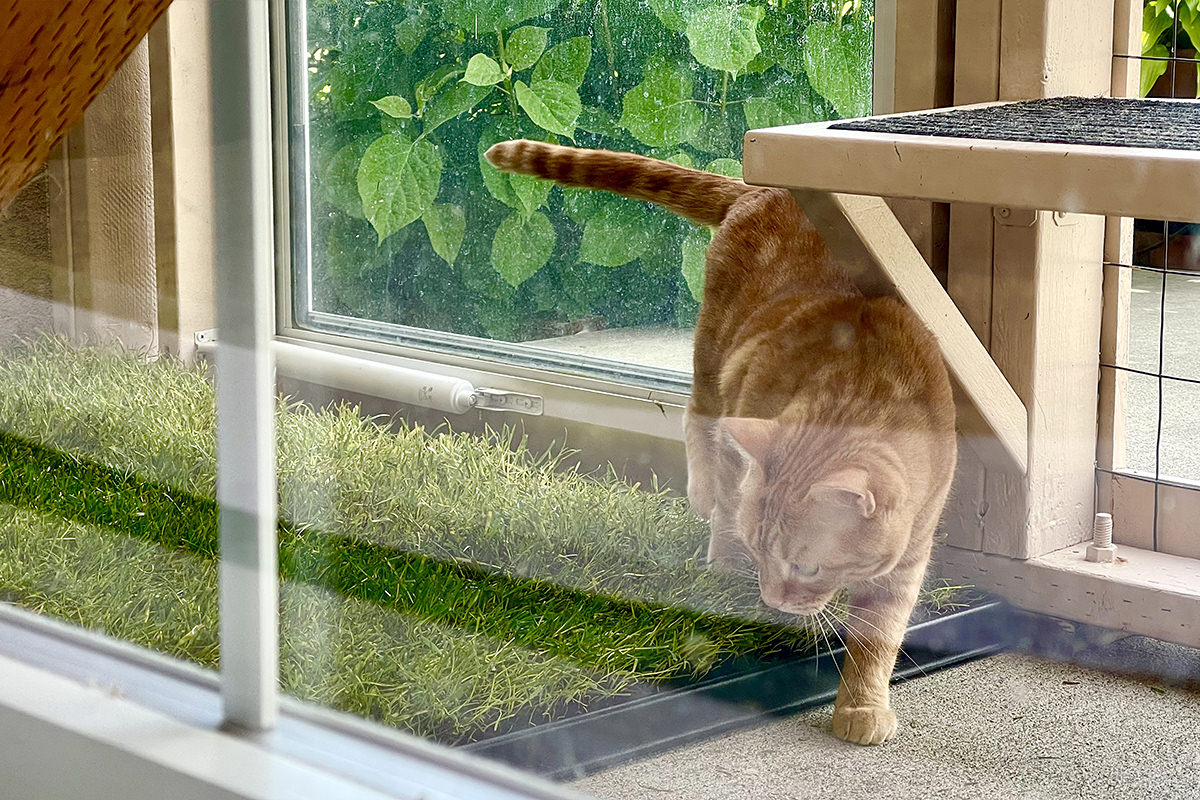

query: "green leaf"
left=1140, top=44, right=1170, bottom=97
left=415, top=65, right=463, bottom=116
left=321, top=139, right=370, bottom=219
left=804, top=19, right=872, bottom=118
left=577, top=105, right=623, bottom=138
left=647, top=0, right=692, bottom=33
left=686, top=4, right=764, bottom=75
left=357, top=134, right=443, bottom=242
left=759, top=10, right=807, bottom=74
left=579, top=198, right=655, bottom=267
left=463, top=53, right=505, bottom=86
left=533, top=37, right=592, bottom=87
left=478, top=120, right=521, bottom=208
left=1142, top=2, right=1174, bottom=55
left=491, top=211, right=555, bottom=286
left=394, top=10, right=430, bottom=55
left=478, top=118, right=551, bottom=216
left=511, top=173, right=553, bottom=219
left=422, top=204, right=467, bottom=266
left=506, top=26, right=549, bottom=71
left=562, top=187, right=601, bottom=224
left=619, top=55, right=703, bottom=148
left=681, top=227, right=712, bottom=302
left=369, top=96, right=413, bottom=118
left=423, top=82, right=493, bottom=132
left=440, top=0, right=562, bottom=34
left=744, top=71, right=825, bottom=128
left=479, top=118, right=554, bottom=219
left=743, top=97, right=788, bottom=129
left=1180, top=4, right=1200, bottom=95
left=515, top=80, right=581, bottom=137
left=705, top=158, right=742, bottom=178
left=691, top=106, right=736, bottom=154
left=664, top=151, right=695, bottom=168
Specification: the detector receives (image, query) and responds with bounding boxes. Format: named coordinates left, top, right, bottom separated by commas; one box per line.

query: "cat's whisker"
left=815, top=610, right=844, bottom=686
left=841, top=607, right=929, bottom=680
left=821, top=609, right=857, bottom=686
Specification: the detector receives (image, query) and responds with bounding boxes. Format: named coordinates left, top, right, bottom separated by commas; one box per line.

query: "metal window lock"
left=469, top=388, right=543, bottom=415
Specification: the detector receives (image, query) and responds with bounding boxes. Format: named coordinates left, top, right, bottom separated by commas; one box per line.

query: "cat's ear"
left=810, top=467, right=877, bottom=518
left=720, top=416, right=779, bottom=463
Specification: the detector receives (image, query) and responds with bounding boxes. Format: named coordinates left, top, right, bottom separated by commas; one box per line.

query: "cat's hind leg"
left=683, top=406, right=720, bottom=519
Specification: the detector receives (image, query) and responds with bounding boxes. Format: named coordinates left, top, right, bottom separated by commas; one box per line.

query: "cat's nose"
left=761, top=588, right=826, bottom=616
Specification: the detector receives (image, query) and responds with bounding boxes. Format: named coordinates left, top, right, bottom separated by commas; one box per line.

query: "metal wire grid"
left=1100, top=0, right=1198, bottom=552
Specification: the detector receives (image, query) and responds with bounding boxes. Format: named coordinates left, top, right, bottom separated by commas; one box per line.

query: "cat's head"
left=721, top=416, right=912, bottom=617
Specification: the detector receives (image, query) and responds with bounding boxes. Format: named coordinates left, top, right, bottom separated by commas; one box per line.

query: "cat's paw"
left=832, top=705, right=898, bottom=746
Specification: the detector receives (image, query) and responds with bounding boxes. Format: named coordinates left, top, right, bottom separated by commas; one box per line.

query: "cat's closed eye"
left=789, top=563, right=820, bottom=579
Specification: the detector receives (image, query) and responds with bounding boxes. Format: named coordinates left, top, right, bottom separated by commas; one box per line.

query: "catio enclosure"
left=0, top=0, right=1198, bottom=798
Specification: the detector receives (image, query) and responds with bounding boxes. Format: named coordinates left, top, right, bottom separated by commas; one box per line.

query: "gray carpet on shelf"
left=573, top=635, right=1200, bottom=800
left=831, top=96, right=1200, bottom=151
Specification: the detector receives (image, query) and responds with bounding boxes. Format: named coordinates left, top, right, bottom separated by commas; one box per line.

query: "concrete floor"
left=573, top=636, right=1200, bottom=800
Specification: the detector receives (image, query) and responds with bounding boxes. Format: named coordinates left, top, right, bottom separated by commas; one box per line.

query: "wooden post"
left=945, top=0, right=1114, bottom=559
left=148, top=3, right=218, bottom=361
left=1097, top=0, right=1141, bottom=519
left=58, top=39, right=160, bottom=350
left=941, top=0, right=1002, bottom=551
left=881, top=0, right=956, bottom=283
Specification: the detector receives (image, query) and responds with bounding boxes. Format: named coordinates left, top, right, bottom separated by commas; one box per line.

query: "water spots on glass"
left=301, top=0, right=873, bottom=344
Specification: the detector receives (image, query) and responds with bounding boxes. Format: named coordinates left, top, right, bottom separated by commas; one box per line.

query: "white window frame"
left=0, top=3, right=895, bottom=797
left=268, top=0, right=691, bottom=451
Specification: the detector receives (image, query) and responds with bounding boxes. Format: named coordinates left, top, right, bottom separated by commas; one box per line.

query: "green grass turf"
left=0, top=337, right=966, bottom=743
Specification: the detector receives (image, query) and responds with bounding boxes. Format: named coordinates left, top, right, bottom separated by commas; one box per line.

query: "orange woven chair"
left=0, top=0, right=173, bottom=214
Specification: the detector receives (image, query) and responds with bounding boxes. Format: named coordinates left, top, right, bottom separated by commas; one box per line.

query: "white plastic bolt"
left=1086, top=513, right=1116, bottom=563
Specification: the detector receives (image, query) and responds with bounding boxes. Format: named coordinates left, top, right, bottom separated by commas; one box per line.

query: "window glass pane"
left=1159, top=377, right=1200, bottom=484
left=1120, top=367, right=1160, bottom=476
left=292, top=0, right=873, bottom=382
left=1124, top=264, right=1161, bottom=374
left=0, top=41, right=219, bottom=672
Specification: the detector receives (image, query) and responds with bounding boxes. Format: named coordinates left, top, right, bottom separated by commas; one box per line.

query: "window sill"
left=0, top=605, right=583, bottom=800
left=526, top=326, right=694, bottom=373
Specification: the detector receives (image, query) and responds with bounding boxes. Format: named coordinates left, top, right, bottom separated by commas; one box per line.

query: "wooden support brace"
left=792, top=189, right=1028, bottom=476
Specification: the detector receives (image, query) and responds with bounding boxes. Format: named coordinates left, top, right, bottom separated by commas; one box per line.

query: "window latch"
left=470, top=388, right=543, bottom=415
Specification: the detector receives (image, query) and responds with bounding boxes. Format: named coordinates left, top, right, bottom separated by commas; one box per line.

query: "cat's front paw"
left=832, top=705, right=898, bottom=746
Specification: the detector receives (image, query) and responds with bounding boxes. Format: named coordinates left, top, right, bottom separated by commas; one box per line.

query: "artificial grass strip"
left=0, top=338, right=966, bottom=741
left=0, top=503, right=610, bottom=742
left=0, top=427, right=809, bottom=679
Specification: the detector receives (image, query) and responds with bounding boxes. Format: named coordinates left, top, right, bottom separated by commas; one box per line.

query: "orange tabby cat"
left=486, top=140, right=957, bottom=745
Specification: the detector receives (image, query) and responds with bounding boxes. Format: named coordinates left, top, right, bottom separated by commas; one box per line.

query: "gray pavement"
left=573, top=637, right=1200, bottom=800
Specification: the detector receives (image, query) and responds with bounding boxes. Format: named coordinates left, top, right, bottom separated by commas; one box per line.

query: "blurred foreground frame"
left=0, top=0, right=173, bottom=215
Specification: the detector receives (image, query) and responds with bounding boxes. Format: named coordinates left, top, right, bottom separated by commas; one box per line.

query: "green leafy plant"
left=305, top=0, right=873, bottom=342
left=1141, top=0, right=1200, bottom=97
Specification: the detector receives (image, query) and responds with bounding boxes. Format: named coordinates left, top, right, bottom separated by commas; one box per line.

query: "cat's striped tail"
left=484, top=140, right=752, bottom=228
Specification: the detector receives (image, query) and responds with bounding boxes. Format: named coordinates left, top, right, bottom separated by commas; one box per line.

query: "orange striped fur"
left=486, top=140, right=957, bottom=746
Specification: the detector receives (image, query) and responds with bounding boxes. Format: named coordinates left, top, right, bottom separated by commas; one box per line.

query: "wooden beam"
left=745, top=118, right=1200, bottom=224
left=937, top=542, right=1200, bottom=648
left=791, top=189, right=1027, bottom=476
left=942, top=0, right=1003, bottom=552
